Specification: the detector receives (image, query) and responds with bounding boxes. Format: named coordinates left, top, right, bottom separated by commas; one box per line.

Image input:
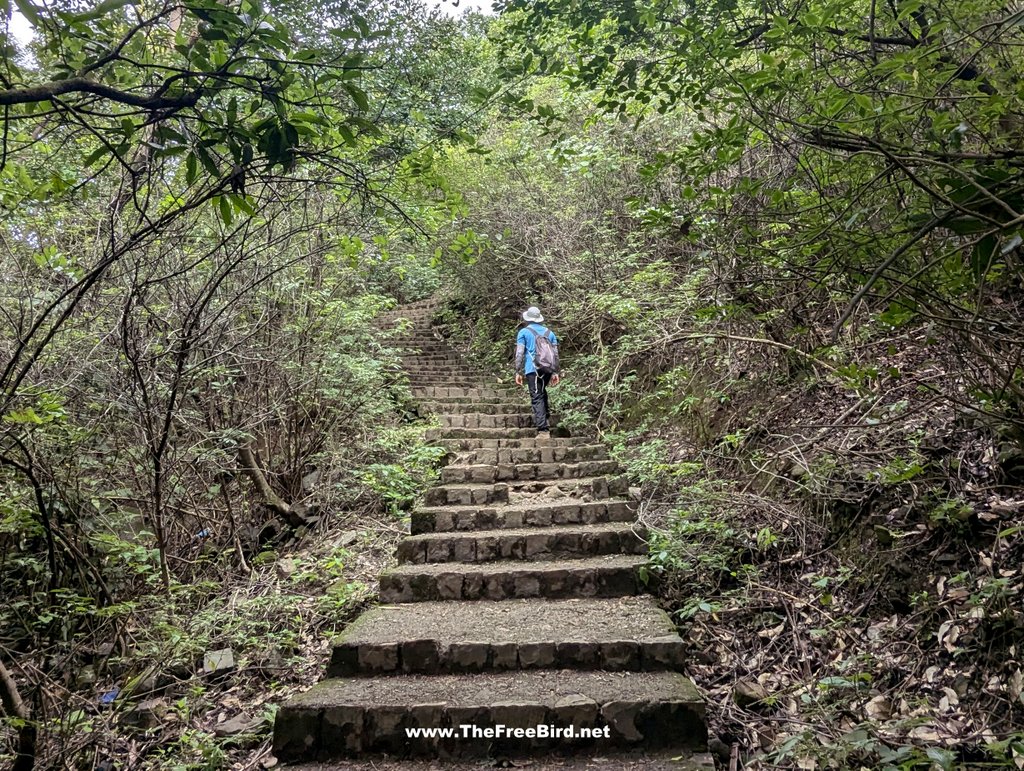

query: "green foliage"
left=607, top=432, right=701, bottom=489
left=356, top=424, right=446, bottom=515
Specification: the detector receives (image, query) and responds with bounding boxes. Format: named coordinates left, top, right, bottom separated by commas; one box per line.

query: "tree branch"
left=0, top=77, right=200, bottom=109
left=0, top=658, right=36, bottom=771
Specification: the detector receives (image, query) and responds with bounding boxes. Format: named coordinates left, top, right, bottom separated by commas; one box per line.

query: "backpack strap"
left=526, top=326, right=553, bottom=341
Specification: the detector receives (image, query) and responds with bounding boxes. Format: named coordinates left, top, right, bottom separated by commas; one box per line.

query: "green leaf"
left=185, top=152, right=198, bottom=184
left=229, top=193, right=255, bottom=216
left=972, top=234, right=998, bottom=279
left=195, top=145, right=219, bottom=177
left=343, top=83, right=369, bottom=112
left=83, top=146, right=108, bottom=167
left=217, top=195, right=233, bottom=225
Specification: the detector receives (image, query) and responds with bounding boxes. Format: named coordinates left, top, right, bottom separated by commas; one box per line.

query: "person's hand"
left=551, top=374, right=561, bottom=387
left=515, top=374, right=523, bottom=387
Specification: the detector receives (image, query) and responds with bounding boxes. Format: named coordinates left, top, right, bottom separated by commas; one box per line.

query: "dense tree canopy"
left=1, top=0, right=1023, bottom=767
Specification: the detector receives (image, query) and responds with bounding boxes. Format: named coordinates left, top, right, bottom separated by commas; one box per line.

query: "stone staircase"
left=272, top=300, right=711, bottom=767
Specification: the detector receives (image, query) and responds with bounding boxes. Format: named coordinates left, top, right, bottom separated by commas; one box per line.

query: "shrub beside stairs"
left=272, top=300, right=711, bottom=767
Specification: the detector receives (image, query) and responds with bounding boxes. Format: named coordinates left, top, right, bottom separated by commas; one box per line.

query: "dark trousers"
left=526, top=372, right=552, bottom=431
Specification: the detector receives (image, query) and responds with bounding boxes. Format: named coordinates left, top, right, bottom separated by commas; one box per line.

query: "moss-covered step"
left=395, top=523, right=648, bottom=565
left=378, top=554, right=649, bottom=602
left=326, top=597, right=685, bottom=676
left=272, top=669, right=706, bottom=760
left=410, top=499, right=636, bottom=534
left=439, top=459, right=621, bottom=484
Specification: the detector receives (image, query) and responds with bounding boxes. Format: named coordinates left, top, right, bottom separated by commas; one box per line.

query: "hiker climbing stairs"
left=272, top=300, right=711, bottom=766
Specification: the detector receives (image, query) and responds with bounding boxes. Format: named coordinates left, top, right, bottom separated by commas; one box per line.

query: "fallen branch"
left=0, top=658, right=36, bottom=771
left=237, top=444, right=305, bottom=528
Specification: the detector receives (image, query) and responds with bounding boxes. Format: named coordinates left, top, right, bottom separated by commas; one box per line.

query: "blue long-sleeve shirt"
left=515, top=323, right=558, bottom=375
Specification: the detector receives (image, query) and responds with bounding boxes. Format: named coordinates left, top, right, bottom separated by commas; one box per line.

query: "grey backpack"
left=527, top=327, right=560, bottom=375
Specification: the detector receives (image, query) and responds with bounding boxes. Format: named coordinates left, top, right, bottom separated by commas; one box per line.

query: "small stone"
left=524, top=508, right=552, bottom=526
left=358, top=642, right=399, bottom=673
left=401, top=639, right=440, bottom=673
left=328, top=643, right=359, bottom=676
left=602, top=700, right=644, bottom=741
left=476, top=536, right=499, bottom=562
left=215, top=712, right=259, bottom=737
left=367, top=705, right=408, bottom=753
left=512, top=573, right=541, bottom=598
left=379, top=574, right=411, bottom=602
left=76, top=665, right=97, bottom=689
left=407, top=703, right=445, bottom=752
left=452, top=538, right=476, bottom=562
left=641, top=636, right=686, bottom=670
left=596, top=566, right=637, bottom=596
left=321, top=705, right=363, bottom=754
left=490, top=642, right=518, bottom=670
left=490, top=702, right=547, bottom=731
left=337, top=528, right=358, bottom=548
left=449, top=642, right=489, bottom=671
left=553, top=694, right=598, bottom=726
left=556, top=640, right=601, bottom=668
left=425, top=539, right=451, bottom=562
left=518, top=641, right=556, bottom=669
left=123, top=698, right=168, bottom=730
left=202, top=648, right=235, bottom=675
left=484, top=572, right=511, bottom=600
left=601, top=640, right=640, bottom=670
left=524, top=533, right=552, bottom=558
left=275, top=558, right=296, bottom=579
left=462, top=571, right=484, bottom=598
left=434, top=572, right=464, bottom=600
left=734, top=678, right=770, bottom=708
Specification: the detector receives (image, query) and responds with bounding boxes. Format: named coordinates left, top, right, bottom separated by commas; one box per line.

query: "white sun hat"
left=522, top=306, right=544, bottom=322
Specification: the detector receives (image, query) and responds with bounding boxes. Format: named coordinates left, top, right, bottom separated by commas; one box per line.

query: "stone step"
left=400, top=356, right=461, bottom=364
left=390, top=334, right=445, bottom=341
left=419, top=401, right=527, bottom=415
left=427, top=427, right=540, bottom=440
left=273, top=302, right=709, bottom=768
left=379, top=554, right=648, bottom=602
left=438, top=413, right=536, bottom=429
left=440, top=459, right=620, bottom=484
left=420, top=394, right=522, bottom=405
left=397, top=362, right=466, bottom=370
left=382, top=318, right=439, bottom=328
left=401, top=353, right=463, bottom=361
left=435, top=435, right=597, bottom=451
left=411, top=499, right=635, bottom=534
left=412, top=387, right=515, bottom=398
left=422, top=475, right=627, bottom=507
left=326, top=598, right=684, bottom=676
left=393, top=345, right=451, bottom=355
left=286, top=751, right=716, bottom=770
left=273, top=669, right=706, bottom=760
left=396, top=523, right=647, bottom=565
left=406, top=378, right=498, bottom=387
left=446, top=443, right=610, bottom=465
left=402, top=369, right=493, bottom=378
